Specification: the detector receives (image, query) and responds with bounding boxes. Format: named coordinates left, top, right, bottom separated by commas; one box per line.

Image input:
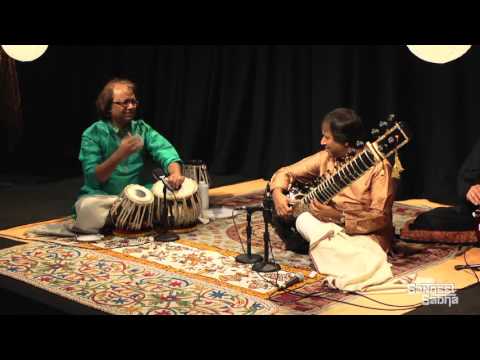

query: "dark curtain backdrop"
left=3, top=45, right=479, bottom=204
left=0, top=47, right=22, bottom=156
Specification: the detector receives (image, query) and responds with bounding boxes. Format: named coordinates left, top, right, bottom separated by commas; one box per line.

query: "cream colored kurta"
left=295, top=212, right=394, bottom=291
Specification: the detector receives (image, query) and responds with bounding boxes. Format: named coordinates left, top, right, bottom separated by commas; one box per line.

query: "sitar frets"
left=302, top=148, right=377, bottom=205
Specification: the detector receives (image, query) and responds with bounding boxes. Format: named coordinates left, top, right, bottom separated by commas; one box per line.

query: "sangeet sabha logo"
left=408, top=283, right=459, bottom=307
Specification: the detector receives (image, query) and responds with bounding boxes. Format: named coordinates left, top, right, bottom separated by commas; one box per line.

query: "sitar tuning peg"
left=387, top=114, right=396, bottom=122
left=371, top=128, right=380, bottom=137
left=378, top=121, right=389, bottom=129
left=355, top=140, right=364, bottom=149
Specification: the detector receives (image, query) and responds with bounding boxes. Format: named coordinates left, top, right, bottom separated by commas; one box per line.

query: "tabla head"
left=152, top=177, right=199, bottom=200
left=123, top=184, right=154, bottom=205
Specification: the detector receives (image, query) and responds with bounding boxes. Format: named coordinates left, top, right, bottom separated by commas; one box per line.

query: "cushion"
left=400, top=219, right=478, bottom=245
left=408, top=205, right=475, bottom=231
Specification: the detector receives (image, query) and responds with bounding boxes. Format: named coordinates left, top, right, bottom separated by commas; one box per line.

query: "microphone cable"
left=270, top=288, right=423, bottom=312
left=231, top=208, right=247, bottom=255
left=268, top=273, right=424, bottom=311
left=267, top=224, right=281, bottom=288
left=231, top=208, right=282, bottom=288
left=153, top=173, right=179, bottom=224
left=252, top=210, right=281, bottom=288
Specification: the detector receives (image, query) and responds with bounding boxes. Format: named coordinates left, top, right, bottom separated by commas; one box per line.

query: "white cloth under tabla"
left=296, top=212, right=394, bottom=292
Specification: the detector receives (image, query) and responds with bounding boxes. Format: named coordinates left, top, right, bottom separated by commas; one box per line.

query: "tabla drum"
left=183, top=160, right=211, bottom=187
left=152, top=177, right=201, bottom=229
left=109, top=184, right=154, bottom=233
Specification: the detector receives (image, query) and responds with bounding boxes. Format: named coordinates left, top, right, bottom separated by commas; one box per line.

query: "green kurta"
left=77, top=119, right=182, bottom=199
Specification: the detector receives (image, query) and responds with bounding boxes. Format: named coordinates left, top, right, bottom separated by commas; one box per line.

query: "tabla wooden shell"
left=109, top=184, right=154, bottom=232
left=151, top=177, right=201, bottom=228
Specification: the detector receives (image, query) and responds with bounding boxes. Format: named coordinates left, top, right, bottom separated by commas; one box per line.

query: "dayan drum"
left=152, top=177, right=202, bottom=228
left=109, top=184, right=154, bottom=232
left=183, top=160, right=211, bottom=187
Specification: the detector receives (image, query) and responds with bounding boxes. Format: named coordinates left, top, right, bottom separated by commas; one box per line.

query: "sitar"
left=270, top=115, right=411, bottom=254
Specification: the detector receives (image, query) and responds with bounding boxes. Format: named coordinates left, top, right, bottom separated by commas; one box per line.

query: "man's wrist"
left=167, top=162, right=182, bottom=176
left=113, top=148, right=128, bottom=162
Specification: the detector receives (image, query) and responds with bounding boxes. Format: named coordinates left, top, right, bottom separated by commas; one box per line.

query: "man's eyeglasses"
left=112, top=99, right=139, bottom=108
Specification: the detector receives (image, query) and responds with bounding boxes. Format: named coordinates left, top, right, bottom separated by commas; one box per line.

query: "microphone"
left=279, top=273, right=305, bottom=289
left=152, top=169, right=175, bottom=192
left=455, top=264, right=480, bottom=271
left=234, top=184, right=273, bottom=211
left=234, top=204, right=264, bottom=212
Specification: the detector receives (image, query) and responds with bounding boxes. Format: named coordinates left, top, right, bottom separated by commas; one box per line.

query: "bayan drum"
left=183, top=160, right=211, bottom=187
left=152, top=177, right=201, bottom=229
left=109, top=184, right=154, bottom=233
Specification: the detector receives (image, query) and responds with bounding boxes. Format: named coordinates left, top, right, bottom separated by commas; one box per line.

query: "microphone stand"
left=235, top=208, right=263, bottom=264
left=153, top=172, right=179, bottom=243
left=252, top=184, right=281, bottom=273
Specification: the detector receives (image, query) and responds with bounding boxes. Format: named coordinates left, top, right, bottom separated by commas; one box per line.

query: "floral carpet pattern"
left=0, top=242, right=278, bottom=315
left=100, top=239, right=320, bottom=299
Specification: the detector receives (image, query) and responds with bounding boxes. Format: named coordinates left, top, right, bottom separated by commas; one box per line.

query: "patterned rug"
left=0, top=191, right=461, bottom=315
left=3, top=222, right=320, bottom=299
left=96, top=239, right=321, bottom=299
left=0, top=242, right=277, bottom=315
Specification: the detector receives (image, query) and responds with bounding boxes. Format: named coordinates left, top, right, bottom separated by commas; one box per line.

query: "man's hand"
left=167, top=173, right=185, bottom=190
left=272, top=189, right=293, bottom=217
left=95, top=133, right=143, bottom=183
left=467, top=184, right=480, bottom=206
left=118, top=133, right=143, bottom=159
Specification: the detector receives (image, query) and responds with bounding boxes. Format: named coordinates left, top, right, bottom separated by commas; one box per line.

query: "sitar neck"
left=302, top=143, right=382, bottom=205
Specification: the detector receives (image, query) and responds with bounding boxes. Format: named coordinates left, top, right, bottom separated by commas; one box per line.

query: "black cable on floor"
left=269, top=289, right=423, bottom=311
left=231, top=209, right=246, bottom=254
left=463, top=249, right=480, bottom=283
